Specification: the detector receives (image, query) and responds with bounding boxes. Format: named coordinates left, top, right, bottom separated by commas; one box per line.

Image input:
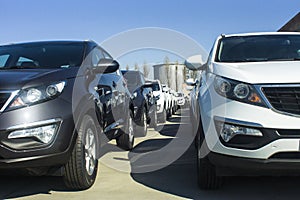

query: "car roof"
left=121, top=70, right=145, bottom=76
left=0, top=40, right=97, bottom=48
left=222, top=32, right=300, bottom=38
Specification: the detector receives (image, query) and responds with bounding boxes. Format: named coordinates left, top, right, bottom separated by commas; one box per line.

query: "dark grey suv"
left=0, top=40, right=134, bottom=190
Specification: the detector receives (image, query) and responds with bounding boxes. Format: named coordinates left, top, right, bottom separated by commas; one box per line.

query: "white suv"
left=146, top=80, right=167, bottom=123
left=162, top=84, right=172, bottom=118
left=186, top=32, right=300, bottom=189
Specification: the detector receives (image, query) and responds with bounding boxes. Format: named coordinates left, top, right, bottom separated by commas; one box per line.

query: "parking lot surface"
left=1, top=109, right=300, bottom=200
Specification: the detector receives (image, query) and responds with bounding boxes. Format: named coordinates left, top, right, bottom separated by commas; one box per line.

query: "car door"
left=92, top=47, right=118, bottom=134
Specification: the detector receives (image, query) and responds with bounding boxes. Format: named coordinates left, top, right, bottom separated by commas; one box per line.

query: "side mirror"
left=186, top=78, right=198, bottom=86
left=185, top=55, right=205, bottom=70
left=93, top=58, right=119, bottom=74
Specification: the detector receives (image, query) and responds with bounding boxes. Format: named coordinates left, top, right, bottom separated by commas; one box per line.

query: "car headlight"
left=8, top=81, right=66, bottom=110
left=214, top=76, right=266, bottom=107
left=133, top=91, right=138, bottom=98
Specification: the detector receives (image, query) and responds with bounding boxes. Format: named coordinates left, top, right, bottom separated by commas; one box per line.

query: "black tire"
left=172, top=106, right=176, bottom=115
left=135, top=110, right=147, bottom=137
left=167, top=108, right=172, bottom=119
left=196, top=118, right=222, bottom=190
left=63, top=115, right=99, bottom=190
left=159, top=108, right=167, bottom=123
left=117, top=116, right=134, bottom=150
left=149, top=108, right=158, bottom=129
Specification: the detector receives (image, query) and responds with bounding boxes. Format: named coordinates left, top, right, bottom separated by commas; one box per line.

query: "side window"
left=16, top=57, right=39, bottom=67
left=103, top=51, right=112, bottom=59
left=92, top=48, right=104, bottom=67
left=0, top=54, right=9, bottom=68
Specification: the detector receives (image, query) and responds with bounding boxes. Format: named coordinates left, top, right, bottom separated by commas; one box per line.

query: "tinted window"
left=0, top=42, right=85, bottom=69
left=216, top=35, right=300, bottom=62
left=0, top=54, right=9, bottom=67
left=122, top=71, right=145, bottom=86
left=91, top=48, right=104, bottom=67
left=103, top=51, right=112, bottom=59
left=151, top=83, right=160, bottom=91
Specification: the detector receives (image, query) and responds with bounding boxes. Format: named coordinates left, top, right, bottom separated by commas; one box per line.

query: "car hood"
left=153, top=91, right=162, bottom=98
left=212, top=61, right=300, bottom=84
left=0, top=68, right=79, bottom=90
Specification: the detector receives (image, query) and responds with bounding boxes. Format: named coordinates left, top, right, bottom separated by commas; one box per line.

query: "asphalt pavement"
left=1, top=109, right=300, bottom=199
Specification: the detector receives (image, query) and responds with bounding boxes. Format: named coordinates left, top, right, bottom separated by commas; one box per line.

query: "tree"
left=175, top=60, right=179, bottom=91
left=134, top=63, right=139, bottom=71
left=143, top=60, right=149, bottom=78
left=164, top=56, right=170, bottom=86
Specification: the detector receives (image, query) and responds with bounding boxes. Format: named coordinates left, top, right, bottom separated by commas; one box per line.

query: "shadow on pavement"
left=131, top=109, right=300, bottom=200
left=0, top=175, right=68, bottom=199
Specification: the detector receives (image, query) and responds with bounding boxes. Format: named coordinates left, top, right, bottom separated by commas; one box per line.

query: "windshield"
left=216, top=35, right=300, bottom=62
left=0, top=42, right=85, bottom=69
left=151, top=83, right=160, bottom=91
left=122, top=71, right=144, bottom=86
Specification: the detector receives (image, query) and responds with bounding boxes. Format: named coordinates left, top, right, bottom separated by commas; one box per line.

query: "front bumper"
left=0, top=98, right=76, bottom=168
left=208, top=152, right=300, bottom=176
left=201, top=83, right=300, bottom=160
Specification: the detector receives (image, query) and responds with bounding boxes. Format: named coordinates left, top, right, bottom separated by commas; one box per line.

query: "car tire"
left=172, top=106, right=176, bottom=115
left=135, top=110, right=147, bottom=137
left=167, top=108, right=172, bottom=119
left=63, top=114, right=99, bottom=190
left=149, top=108, right=158, bottom=129
left=159, top=108, right=167, bottom=123
left=197, top=118, right=222, bottom=190
left=117, top=115, right=134, bottom=150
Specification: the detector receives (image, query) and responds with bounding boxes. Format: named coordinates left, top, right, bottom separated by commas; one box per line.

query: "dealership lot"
left=0, top=109, right=300, bottom=199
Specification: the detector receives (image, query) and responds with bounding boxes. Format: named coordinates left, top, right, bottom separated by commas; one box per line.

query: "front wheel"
left=149, top=108, right=158, bottom=129
left=197, top=119, right=222, bottom=190
left=63, top=115, right=99, bottom=190
left=159, top=108, right=167, bottom=123
left=117, top=116, right=134, bottom=150
left=135, top=110, right=147, bottom=137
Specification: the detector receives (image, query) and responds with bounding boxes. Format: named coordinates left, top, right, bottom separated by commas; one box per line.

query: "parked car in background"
left=145, top=80, right=167, bottom=123
left=176, top=92, right=186, bottom=108
left=162, top=84, right=172, bottom=119
left=121, top=70, right=151, bottom=136
left=97, top=70, right=134, bottom=150
left=186, top=32, right=300, bottom=190
left=170, top=89, right=177, bottom=115
left=143, top=81, right=158, bottom=128
left=0, top=40, right=134, bottom=190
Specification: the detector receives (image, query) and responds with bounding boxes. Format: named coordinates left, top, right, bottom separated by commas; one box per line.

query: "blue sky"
left=1, top=0, right=299, bottom=67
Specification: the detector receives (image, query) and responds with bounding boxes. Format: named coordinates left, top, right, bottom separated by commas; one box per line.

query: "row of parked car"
left=121, top=70, right=187, bottom=135
left=0, top=40, right=187, bottom=190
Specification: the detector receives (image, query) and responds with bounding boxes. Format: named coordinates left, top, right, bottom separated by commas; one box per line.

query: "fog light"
left=220, top=123, right=262, bottom=142
left=8, top=124, right=58, bottom=144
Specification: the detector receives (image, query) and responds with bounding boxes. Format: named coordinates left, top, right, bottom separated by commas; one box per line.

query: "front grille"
left=0, top=93, right=11, bottom=111
left=277, top=129, right=300, bottom=136
left=262, top=86, right=300, bottom=115
left=269, top=152, right=300, bottom=159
